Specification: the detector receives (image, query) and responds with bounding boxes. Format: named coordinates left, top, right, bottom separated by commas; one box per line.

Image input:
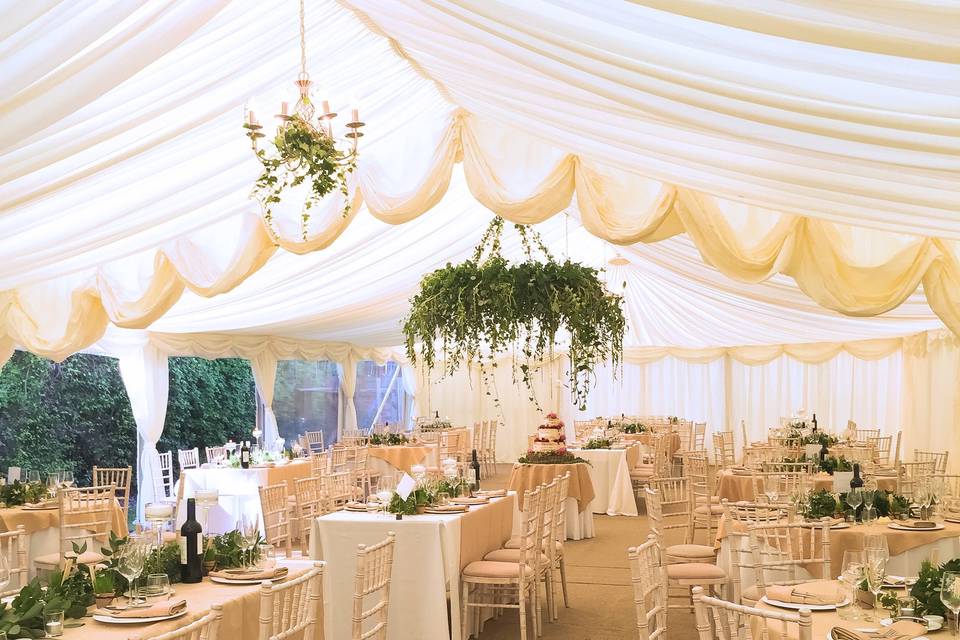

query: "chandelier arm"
left=299, top=0, right=307, bottom=79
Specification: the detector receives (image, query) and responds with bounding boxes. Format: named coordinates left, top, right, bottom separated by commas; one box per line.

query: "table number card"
left=396, top=473, right=416, bottom=501
left=7, top=467, right=20, bottom=483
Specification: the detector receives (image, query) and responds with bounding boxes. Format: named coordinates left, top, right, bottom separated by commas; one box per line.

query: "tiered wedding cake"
left=531, top=413, right=566, bottom=453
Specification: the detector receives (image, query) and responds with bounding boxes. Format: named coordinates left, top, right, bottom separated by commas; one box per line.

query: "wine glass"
left=861, top=488, right=876, bottom=524
left=846, top=488, right=863, bottom=523
left=60, top=471, right=74, bottom=488
left=840, top=550, right=865, bottom=620
left=763, top=474, right=780, bottom=504
left=236, top=515, right=259, bottom=568
left=864, top=549, right=887, bottom=621
left=26, top=470, right=40, bottom=484
left=864, top=534, right=890, bottom=563
left=117, top=540, right=147, bottom=608
left=940, top=571, right=960, bottom=637
left=45, top=473, right=59, bottom=499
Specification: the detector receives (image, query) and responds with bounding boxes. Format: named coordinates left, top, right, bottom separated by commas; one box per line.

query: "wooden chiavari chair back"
left=178, top=448, right=200, bottom=472
left=628, top=534, right=668, bottom=640
left=868, top=435, right=893, bottom=467
left=309, top=452, right=328, bottom=477
left=258, top=561, right=324, bottom=640
left=330, top=446, right=349, bottom=471
left=748, top=521, right=832, bottom=591
left=0, top=525, right=27, bottom=596
left=914, top=449, right=949, bottom=474
left=692, top=586, right=812, bottom=640
left=646, top=480, right=690, bottom=544
left=293, top=476, right=327, bottom=552
left=685, top=452, right=720, bottom=542
left=691, top=422, right=706, bottom=452
left=352, top=532, right=396, bottom=640
left=898, top=460, right=937, bottom=498
left=205, top=446, right=226, bottom=465
left=258, top=483, right=292, bottom=556
left=131, top=603, right=222, bottom=640
left=304, top=430, right=325, bottom=454
left=157, top=451, right=174, bottom=499
left=855, top=429, right=880, bottom=443
left=35, top=485, right=115, bottom=570
left=713, top=432, right=735, bottom=469
left=322, top=471, right=356, bottom=509
left=92, top=465, right=132, bottom=519
left=722, top=500, right=793, bottom=605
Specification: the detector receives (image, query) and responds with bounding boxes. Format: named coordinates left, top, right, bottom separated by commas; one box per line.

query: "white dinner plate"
left=881, top=575, right=917, bottom=588
left=21, top=504, right=57, bottom=510
left=93, top=610, right=187, bottom=625
left=209, top=575, right=281, bottom=585
left=887, top=522, right=944, bottom=531
left=760, top=596, right=848, bottom=611
left=827, top=630, right=927, bottom=640
left=881, top=617, right=941, bottom=632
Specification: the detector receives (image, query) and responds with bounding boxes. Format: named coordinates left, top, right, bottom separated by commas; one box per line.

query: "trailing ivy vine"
left=402, top=217, right=625, bottom=410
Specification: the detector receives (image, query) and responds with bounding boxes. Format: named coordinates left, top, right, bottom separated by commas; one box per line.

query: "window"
left=273, top=360, right=340, bottom=447
left=354, top=361, right=407, bottom=430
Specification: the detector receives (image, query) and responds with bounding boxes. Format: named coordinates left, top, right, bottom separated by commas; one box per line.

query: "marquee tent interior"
left=2, top=0, right=959, bottom=519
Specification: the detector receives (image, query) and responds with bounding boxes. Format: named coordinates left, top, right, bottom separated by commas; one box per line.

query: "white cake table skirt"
left=512, top=497, right=595, bottom=541
left=568, top=448, right=638, bottom=516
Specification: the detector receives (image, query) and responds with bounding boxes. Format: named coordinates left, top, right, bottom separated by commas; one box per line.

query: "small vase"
left=203, top=559, right=216, bottom=574
left=95, top=593, right=114, bottom=608
left=415, top=505, right=426, bottom=514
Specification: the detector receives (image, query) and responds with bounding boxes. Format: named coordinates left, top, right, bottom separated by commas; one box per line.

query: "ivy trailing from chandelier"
left=243, top=0, right=363, bottom=242
left=402, top=217, right=626, bottom=410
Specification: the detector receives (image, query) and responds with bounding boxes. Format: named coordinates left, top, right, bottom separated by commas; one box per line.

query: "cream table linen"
left=508, top=463, right=596, bottom=540
left=60, top=559, right=319, bottom=640
left=716, top=470, right=897, bottom=502
left=311, top=494, right=516, bottom=640
left=367, top=445, right=431, bottom=473
left=567, top=447, right=638, bottom=516
left=176, top=461, right=312, bottom=533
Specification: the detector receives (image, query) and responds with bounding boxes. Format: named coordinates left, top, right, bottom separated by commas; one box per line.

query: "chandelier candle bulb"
left=280, top=102, right=288, bottom=116
left=322, top=99, right=331, bottom=115
left=351, top=107, right=359, bottom=122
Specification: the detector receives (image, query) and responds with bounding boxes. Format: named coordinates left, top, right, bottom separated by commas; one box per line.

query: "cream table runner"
left=311, top=493, right=516, bottom=640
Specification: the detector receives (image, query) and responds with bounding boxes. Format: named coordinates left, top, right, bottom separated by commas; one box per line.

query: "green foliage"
left=911, top=558, right=960, bottom=617
left=620, top=423, right=647, bottom=434
left=0, top=482, right=48, bottom=507
left=818, top=455, right=853, bottom=474
left=402, top=217, right=625, bottom=411
left=369, top=433, right=409, bottom=446
left=518, top=451, right=590, bottom=465
left=806, top=489, right=841, bottom=519
left=209, top=530, right=263, bottom=570
left=248, top=115, right=356, bottom=240
left=0, top=353, right=255, bottom=511
left=583, top=439, right=612, bottom=450
left=0, top=567, right=96, bottom=638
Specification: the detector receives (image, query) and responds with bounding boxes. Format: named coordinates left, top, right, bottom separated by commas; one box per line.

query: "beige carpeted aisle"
left=474, top=466, right=698, bottom=639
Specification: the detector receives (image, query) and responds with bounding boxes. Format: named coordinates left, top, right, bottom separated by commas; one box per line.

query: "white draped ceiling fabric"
left=1, top=3, right=958, bottom=474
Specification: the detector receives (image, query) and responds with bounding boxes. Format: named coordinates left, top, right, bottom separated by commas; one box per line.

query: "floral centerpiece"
left=583, top=438, right=613, bottom=450
left=620, top=423, right=647, bottom=434
left=912, top=558, right=960, bottom=617
left=0, top=481, right=49, bottom=507
left=369, top=433, right=409, bottom=446
left=518, top=451, right=590, bottom=465
left=804, top=489, right=910, bottom=520
left=402, top=217, right=625, bottom=410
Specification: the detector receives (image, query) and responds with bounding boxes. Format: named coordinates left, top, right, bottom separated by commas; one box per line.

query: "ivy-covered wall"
left=0, top=352, right=255, bottom=489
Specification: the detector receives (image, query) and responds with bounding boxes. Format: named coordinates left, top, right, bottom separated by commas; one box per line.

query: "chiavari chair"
left=631, top=432, right=669, bottom=502
left=868, top=435, right=893, bottom=468
left=205, top=446, right=226, bottom=465
left=897, top=460, right=936, bottom=498
left=462, top=487, right=542, bottom=640
left=482, top=420, right=498, bottom=477
left=628, top=534, right=668, bottom=640
left=713, top=432, right=736, bottom=469
left=350, top=446, right=382, bottom=498
left=934, top=474, right=960, bottom=498
left=35, top=485, right=115, bottom=571
left=304, top=430, right=325, bottom=454
left=644, top=488, right=727, bottom=611
left=178, top=447, right=200, bottom=472
left=155, top=451, right=176, bottom=503
left=692, top=585, right=812, bottom=640
left=748, top=521, right=832, bottom=597
left=855, top=428, right=880, bottom=443
left=258, top=561, right=324, bottom=640
left=485, top=480, right=558, bottom=624
left=743, top=446, right=781, bottom=470
left=322, top=470, right=357, bottom=509
left=914, top=449, right=949, bottom=474
left=691, top=422, right=707, bottom=452
left=751, top=471, right=806, bottom=506
left=352, top=532, right=396, bottom=640
left=292, top=476, right=328, bottom=553
left=721, top=500, right=794, bottom=605
left=686, top=453, right=722, bottom=544
left=330, top=446, right=349, bottom=472
left=309, top=452, right=328, bottom=477
left=131, top=603, right=222, bottom=640
left=551, top=472, right=571, bottom=615
left=0, top=525, right=27, bottom=596
left=672, top=422, right=693, bottom=461
left=647, top=480, right=716, bottom=565
left=258, top=483, right=292, bottom=557
left=92, top=465, right=132, bottom=521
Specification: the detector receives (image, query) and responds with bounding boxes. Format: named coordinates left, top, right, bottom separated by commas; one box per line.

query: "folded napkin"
left=476, top=489, right=507, bottom=498
left=451, top=497, right=488, bottom=505
left=98, top=599, right=187, bottom=619
left=901, top=521, right=936, bottom=528
left=765, top=582, right=844, bottom=605
left=830, top=620, right=926, bottom=640
left=209, top=566, right=288, bottom=581
left=425, top=504, right=467, bottom=512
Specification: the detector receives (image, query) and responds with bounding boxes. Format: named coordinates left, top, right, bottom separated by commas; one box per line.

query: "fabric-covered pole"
left=249, top=353, right=280, bottom=451
left=0, top=338, right=13, bottom=371
left=118, top=343, right=169, bottom=523
left=337, top=354, right=359, bottom=434
left=400, top=364, right=418, bottom=429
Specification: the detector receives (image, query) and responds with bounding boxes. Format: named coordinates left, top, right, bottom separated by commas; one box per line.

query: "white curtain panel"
left=117, top=342, right=169, bottom=522
left=249, top=352, right=280, bottom=450
left=400, top=364, right=418, bottom=429
left=336, top=355, right=360, bottom=432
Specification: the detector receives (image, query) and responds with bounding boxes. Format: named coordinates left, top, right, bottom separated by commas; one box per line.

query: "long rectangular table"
left=310, top=493, right=516, bottom=640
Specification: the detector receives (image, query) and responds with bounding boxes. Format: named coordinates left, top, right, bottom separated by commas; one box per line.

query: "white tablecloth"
left=568, top=448, right=638, bottom=516
left=310, top=494, right=516, bottom=640
left=175, top=467, right=279, bottom=533
left=510, top=497, right=595, bottom=541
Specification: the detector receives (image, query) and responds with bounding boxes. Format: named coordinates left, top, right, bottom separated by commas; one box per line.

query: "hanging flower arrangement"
left=402, top=217, right=626, bottom=410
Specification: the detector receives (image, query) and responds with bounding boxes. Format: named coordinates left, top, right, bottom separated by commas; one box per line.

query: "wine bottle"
left=811, top=413, right=818, bottom=432
left=180, top=498, right=203, bottom=583
left=240, top=441, right=251, bottom=469
left=470, top=449, right=481, bottom=491
left=435, top=410, right=440, bottom=419
left=819, top=439, right=829, bottom=467
left=850, top=463, right=864, bottom=489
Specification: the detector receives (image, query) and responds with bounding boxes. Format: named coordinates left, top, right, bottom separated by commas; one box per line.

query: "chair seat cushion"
left=741, top=585, right=762, bottom=606
left=693, top=504, right=724, bottom=516
left=665, top=544, right=717, bottom=561
left=483, top=548, right=549, bottom=565
left=35, top=551, right=106, bottom=566
left=503, top=536, right=521, bottom=549
left=695, top=495, right=721, bottom=505
left=630, top=466, right=655, bottom=479
left=462, top=561, right=534, bottom=579
left=666, top=562, right=727, bottom=581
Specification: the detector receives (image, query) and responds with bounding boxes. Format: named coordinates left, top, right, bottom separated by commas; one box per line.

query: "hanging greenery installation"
left=402, top=217, right=625, bottom=409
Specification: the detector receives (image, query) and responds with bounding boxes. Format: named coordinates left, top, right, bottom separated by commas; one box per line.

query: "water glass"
left=26, top=470, right=40, bottom=484
left=763, top=474, right=780, bottom=504
left=436, top=491, right=450, bottom=506
left=940, top=571, right=960, bottom=637
left=846, top=489, right=863, bottom=523
left=864, top=534, right=890, bottom=563
left=60, top=471, right=74, bottom=488
left=145, top=574, right=170, bottom=598
left=864, top=550, right=887, bottom=621
left=117, top=540, right=147, bottom=607
left=44, top=610, right=64, bottom=637
left=840, top=550, right=864, bottom=620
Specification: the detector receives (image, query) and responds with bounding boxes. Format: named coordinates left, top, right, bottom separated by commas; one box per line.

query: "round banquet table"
left=508, top=462, right=596, bottom=540
left=367, top=444, right=433, bottom=475
left=566, top=446, right=639, bottom=516
left=716, top=470, right=898, bottom=502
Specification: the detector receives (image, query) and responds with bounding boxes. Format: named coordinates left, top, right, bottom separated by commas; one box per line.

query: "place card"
left=396, top=473, right=416, bottom=501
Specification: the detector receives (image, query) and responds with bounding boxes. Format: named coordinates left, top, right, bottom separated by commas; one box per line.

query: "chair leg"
left=545, top=567, right=556, bottom=622
left=559, top=556, right=570, bottom=608
left=519, top=582, right=528, bottom=640
left=461, top=581, right=470, bottom=640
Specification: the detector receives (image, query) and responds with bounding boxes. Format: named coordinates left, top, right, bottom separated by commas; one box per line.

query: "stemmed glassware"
left=846, top=488, right=863, bottom=523
left=839, top=550, right=865, bottom=620
left=864, top=534, right=890, bottom=563
left=940, top=571, right=960, bottom=638
left=763, top=474, right=780, bottom=504
left=861, top=487, right=876, bottom=524
left=45, top=473, right=60, bottom=499
left=117, top=539, right=148, bottom=608
left=60, top=471, right=74, bottom=488
left=236, top=515, right=259, bottom=569
left=26, top=470, right=40, bottom=484
left=864, top=548, right=887, bottom=622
